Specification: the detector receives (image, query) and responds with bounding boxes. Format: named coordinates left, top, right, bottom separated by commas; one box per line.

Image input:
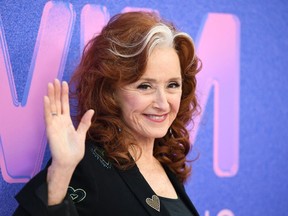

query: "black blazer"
left=14, top=141, right=199, bottom=216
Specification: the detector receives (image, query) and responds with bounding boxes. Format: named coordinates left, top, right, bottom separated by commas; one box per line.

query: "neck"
left=129, top=137, right=156, bottom=163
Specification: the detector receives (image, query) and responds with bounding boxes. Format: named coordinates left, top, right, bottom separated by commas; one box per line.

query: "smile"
left=144, top=114, right=168, bottom=122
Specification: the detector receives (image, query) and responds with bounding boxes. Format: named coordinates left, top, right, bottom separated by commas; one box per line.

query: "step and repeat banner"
left=0, top=0, right=287, bottom=215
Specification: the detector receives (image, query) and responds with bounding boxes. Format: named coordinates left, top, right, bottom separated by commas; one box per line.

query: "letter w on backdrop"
left=0, top=2, right=240, bottom=183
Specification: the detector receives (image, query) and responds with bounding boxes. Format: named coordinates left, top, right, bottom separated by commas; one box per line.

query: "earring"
left=169, top=128, right=174, bottom=137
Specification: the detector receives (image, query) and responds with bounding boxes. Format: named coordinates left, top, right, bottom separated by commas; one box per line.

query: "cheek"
left=119, top=93, right=146, bottom=117
left=125, top=95, right=143, bottom=110
left=170, top=94, right=182, bottom=112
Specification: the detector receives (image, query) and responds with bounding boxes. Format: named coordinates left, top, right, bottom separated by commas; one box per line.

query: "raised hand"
left=44, top=79, right=94, bottom=205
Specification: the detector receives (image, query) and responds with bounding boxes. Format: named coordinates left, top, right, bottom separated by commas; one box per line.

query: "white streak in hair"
left=108, top=23, right=195, bottom=59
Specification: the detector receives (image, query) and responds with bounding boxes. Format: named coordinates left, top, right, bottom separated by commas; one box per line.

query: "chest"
left=137, top=162, right=178, bottom=199
left=71, top=145, right=198, bottom=216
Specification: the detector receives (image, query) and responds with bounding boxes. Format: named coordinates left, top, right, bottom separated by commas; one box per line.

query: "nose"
left=153, top=88, right=169, bottom=111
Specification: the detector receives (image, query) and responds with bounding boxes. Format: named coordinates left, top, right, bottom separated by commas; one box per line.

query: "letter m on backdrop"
left=191, top=13, right=240, bottom=177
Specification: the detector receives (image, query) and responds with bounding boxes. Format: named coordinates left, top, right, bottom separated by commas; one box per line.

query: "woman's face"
left=115, top=47, right=182, bottom=142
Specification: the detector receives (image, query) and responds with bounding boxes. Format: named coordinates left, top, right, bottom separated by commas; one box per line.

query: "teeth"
left=147, top=115, right=165, bottom=120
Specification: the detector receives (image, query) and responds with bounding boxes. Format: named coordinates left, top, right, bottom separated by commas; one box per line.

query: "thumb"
left=77, top=109, right=94, bottom=135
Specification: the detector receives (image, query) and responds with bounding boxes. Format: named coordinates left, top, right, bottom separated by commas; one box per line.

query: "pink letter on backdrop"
left=79, top=5, right=157, bottom=51
left=190, top=13, right=240, bottom=177
left=121, top=7, right=158, bottom=13
left=80, top=4, right=110, bottom=52
left=0, top=1, right=75, bottom=183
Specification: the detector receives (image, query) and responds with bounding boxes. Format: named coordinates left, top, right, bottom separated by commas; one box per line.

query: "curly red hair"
left=70, top=11, right=201, bottom=183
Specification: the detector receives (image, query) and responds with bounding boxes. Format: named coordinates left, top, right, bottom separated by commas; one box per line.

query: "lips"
left=144, top=114, right=168, bottom=122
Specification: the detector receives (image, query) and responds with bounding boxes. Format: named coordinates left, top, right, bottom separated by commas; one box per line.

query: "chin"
left=149, top=131, right=168, bottom=139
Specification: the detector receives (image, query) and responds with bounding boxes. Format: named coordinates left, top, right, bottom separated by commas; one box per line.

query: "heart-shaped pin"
left=146, top=195, right=160, bottom=212
left=68, top=186, right=86, bottom=203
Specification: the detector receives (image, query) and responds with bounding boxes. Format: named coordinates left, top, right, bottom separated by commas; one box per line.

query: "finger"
left=47, top=82, right=57, bottom=114
left=54, top=79, right=61, bottom=114
left=77, top=109, right=94, bottom=136
left=61, top=81, right=70, bottom=115
left=44, top=96, right=52, bottom=124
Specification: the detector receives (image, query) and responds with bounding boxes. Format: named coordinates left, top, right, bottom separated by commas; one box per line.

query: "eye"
left=137, top=83, right=152, bottom=90
left=168, top=82, right=181, bottom=88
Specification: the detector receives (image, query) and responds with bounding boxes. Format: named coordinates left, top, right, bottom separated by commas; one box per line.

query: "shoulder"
left=69, top=139, right=115, bottom=187
left=83, top=140, right=112, bottom=169
left=63, top=140, right=118, bottom=212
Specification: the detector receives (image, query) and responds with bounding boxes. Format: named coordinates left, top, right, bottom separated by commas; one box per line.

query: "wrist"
left=47, top=165, right=75, bottom=205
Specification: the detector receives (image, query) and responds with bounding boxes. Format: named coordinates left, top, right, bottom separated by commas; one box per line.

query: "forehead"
left=141, top=47, right=181, bottom=80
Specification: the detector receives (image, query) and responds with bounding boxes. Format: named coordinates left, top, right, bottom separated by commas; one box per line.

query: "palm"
left=44, top=79, right=94, bottom=169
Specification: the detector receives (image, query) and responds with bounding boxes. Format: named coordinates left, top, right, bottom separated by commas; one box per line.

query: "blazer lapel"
left=164, top=166, right=199, bottom=216
left=116, top=165, right=170, bottom=216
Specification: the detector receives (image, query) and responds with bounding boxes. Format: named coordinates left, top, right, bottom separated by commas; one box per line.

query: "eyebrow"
left=138, top=77, right=182, bottom=82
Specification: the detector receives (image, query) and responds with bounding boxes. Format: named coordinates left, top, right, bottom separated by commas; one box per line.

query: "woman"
left=13, top=11, right=201, bottom=216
